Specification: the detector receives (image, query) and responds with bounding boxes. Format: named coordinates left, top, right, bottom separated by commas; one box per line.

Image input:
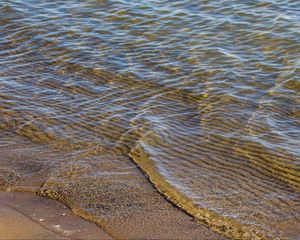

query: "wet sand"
left=0, top=190, right=226, bottom=240
left=0, top=132, right=227, bottom=239
left=0, top=191, right=112, bottom=240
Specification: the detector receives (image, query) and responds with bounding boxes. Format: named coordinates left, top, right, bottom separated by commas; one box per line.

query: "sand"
left=0, top=190, right=227, bottom=240
left=0, top=132, right=226, bottom=239
left=0, top=191, right=112, bottom=240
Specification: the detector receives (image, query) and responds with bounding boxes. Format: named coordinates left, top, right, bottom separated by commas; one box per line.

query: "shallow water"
left=0, top=0, right=299, bottom=239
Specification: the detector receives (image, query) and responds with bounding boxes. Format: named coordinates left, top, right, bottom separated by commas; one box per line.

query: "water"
left=0, top=0, right=299, bottom=239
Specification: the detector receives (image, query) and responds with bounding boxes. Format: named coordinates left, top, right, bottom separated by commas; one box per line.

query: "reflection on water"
left=0, top=0, right=299, bottom=239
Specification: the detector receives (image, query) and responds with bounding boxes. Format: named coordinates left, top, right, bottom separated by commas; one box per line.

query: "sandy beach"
left=0, top=133, right=227, bottom=239
left=0, top=191, right=112, bottom=240
left=0, top=192, right=223, bottom=240
left=0, top=190, right=226, bottom=240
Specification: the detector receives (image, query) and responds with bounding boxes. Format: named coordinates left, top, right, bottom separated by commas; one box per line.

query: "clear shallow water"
left=0, top=0, right=299, bottom=239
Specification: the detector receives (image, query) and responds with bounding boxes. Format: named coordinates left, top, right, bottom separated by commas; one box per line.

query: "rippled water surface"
left=0, top=0, right=300, bottom=239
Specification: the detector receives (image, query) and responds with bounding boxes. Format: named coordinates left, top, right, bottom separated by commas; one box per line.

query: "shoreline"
left=0, top=191, right=112, bottom=240
left=0, top=133, right=226, bottom=240
left=0, top=190, right=226, bottom=240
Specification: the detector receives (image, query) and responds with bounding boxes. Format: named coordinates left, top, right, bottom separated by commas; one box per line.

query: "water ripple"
left=0, top=0, right=299, bottom=239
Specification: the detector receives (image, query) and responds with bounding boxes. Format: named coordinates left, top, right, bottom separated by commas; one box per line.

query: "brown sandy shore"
left=0, top=191, right=225, bottom=240
left=0, top=191, right=112, bottom=240
left=0, top=132, right=226, bottom=240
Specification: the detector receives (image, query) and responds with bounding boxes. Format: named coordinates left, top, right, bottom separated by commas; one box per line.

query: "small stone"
left=39, top=219, right=44, bottom=222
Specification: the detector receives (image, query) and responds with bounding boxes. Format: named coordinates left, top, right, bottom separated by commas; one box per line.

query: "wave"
left=1, top=1, right=300, bottom=239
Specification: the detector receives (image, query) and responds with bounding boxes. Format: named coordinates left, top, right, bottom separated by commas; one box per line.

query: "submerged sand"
left=0, top=132, right=226, bottom=240
left=0, top=190, right=226, bottom=240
